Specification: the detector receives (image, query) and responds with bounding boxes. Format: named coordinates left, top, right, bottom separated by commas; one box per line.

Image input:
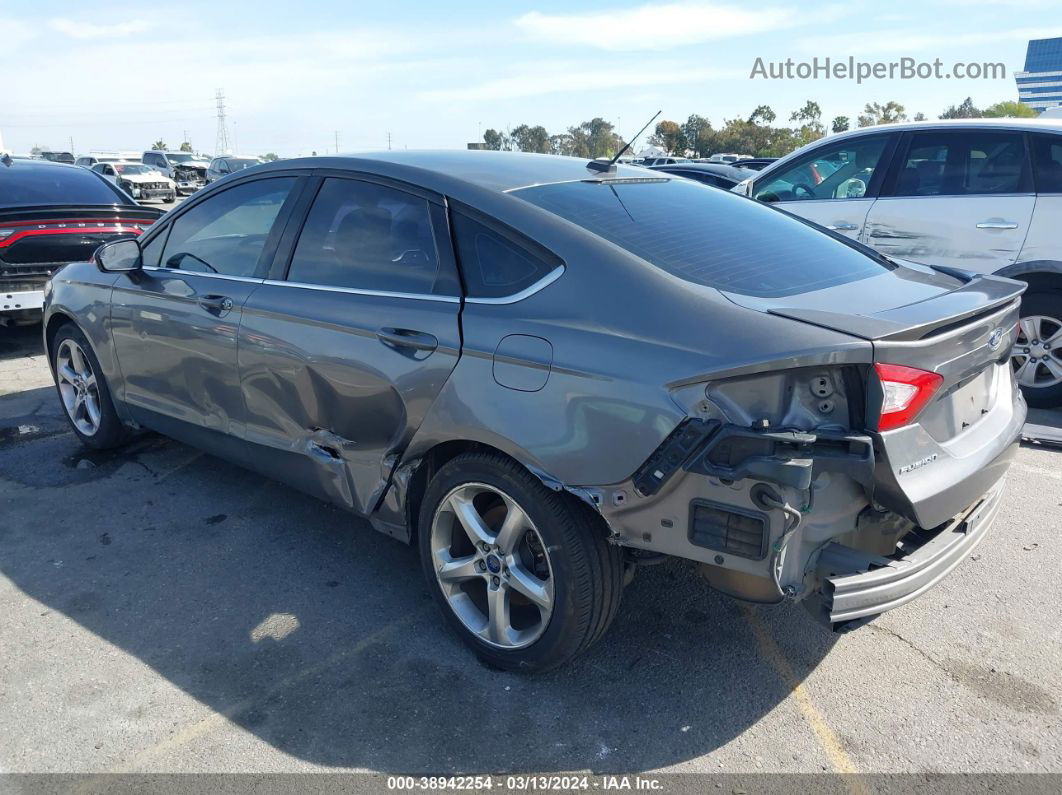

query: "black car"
left=0, top=157, right=163, bottom=322
left=646, top=161, right=755, bottom=189
left=729, top=157, right=777, bottom=171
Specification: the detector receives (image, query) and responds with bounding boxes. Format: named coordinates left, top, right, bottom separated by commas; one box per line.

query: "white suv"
left=736, top=119, right=1062, bottom=407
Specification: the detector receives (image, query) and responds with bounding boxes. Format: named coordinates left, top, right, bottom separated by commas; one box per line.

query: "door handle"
left=826, top=223, right=859, bottom=231
left=376, top=327, right=438, bottom=353
left=198, top=294, right=233, bottom=314
left=976, top=220, right=1019, bottom=230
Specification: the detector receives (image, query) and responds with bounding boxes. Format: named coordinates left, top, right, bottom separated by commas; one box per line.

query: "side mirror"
left=94, top=238, right=143, bottom=273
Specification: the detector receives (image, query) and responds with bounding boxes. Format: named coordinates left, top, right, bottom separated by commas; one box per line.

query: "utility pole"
left=334, top=130, right=340, bottom=154
left=387, top=132, right=392, bottom=150
left=214, top=89, right=229, bottom=156
left=69, top=136, right=74, bottom=153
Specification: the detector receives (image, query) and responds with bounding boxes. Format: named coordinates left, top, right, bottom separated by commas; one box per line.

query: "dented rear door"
left=236, top=174, right=462, bottom=514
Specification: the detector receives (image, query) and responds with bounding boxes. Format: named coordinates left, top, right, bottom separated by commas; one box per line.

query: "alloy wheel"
left=429, top=482, right=554, bottom=649
left=1012, top=314, right=1062, bottom=389
left=55, top=339, right=102, bottom=436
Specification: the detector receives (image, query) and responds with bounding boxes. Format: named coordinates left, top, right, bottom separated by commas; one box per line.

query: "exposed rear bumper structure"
left=812, top=479, right=1005, bottom=630
left=2, top=286, right=45, bottom=313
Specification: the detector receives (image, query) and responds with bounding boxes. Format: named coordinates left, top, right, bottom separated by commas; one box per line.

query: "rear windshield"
left=514, top=177, right=888, bottom=297
left=0, top=164, right=127, bottom=208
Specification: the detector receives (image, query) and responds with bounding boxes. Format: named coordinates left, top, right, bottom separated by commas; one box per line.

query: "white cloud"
left=515, top=2, right=799, bottom=51
left=421, top=62, right=745, bottom=103
left=799, top=26, right=1062, bottom=56
left=48, top=18, right=154, bottom=39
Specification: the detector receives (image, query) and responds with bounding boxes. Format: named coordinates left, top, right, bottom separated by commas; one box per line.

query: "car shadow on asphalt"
left=0, top=397, right=842, bottom=773
left=0, top=323, right=44, bottom=363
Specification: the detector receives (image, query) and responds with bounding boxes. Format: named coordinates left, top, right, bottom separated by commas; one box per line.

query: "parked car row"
left=734, top=118, right=1062, bottom=407
left=43, top=149, right=1027, bottom=671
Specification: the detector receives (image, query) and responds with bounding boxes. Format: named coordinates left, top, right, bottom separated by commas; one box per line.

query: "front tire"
left=52, top=323, right=128, bottom=449
left=418, top=452, right=623, bottom=672
left=1013, top=290, right=1062, bottom=408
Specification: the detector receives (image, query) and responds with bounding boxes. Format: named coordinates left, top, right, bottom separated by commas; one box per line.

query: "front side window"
left=287, top=178, right=446, bottom=294
left=159, top=177, right=294, bottom=277
left=1031, top=134, right=1062, bottom=194
left=754, top=136, right=889, bottom=202
left=891, top=131, right=1028, bottom=197
left=515, top=177, right=887, bottom=298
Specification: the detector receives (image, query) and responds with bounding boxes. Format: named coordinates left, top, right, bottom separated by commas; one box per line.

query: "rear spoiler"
left=767, top=271, right=1026, bottom=343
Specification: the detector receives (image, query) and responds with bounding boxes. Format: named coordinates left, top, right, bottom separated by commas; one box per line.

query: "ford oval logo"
left=988, top=327, right=1004, bottom=350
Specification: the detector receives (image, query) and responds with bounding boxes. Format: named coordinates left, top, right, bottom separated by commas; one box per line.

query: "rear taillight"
left=873, top=363, right=943, bottom=432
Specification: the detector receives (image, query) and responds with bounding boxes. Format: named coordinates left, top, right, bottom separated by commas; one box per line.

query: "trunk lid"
left=0, top=204, right=162, bottom=277
left=724, top=261, right=1027, bottom=528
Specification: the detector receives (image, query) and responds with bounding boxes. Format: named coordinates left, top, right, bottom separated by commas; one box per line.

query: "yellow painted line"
left=741, top=606, right=868, bottom=794
left=110, top=607, right=428, bottom=774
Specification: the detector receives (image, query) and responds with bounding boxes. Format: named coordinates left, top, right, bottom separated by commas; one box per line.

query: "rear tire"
left=1013, top=290, right=1062, bottom=408
left=51, top=323, right=128, bottom=449
left=418, top=452, right=623, bottom=672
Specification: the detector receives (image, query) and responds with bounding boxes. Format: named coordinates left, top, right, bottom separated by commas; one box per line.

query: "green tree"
left=939, top=97, right=982, bottom=119
left=152, top=139, right=167, bottom=150
left=790, top=100, right=825, bottom=148
left=510, top=124, right=551, bottom=154
left=749, top=105, right=776, bottom=125
left=831, top=116, right=850, bottom=133
left=858, top=101, right=907, bottom=127
left=482, top=128, right=508, bottom=151
left=983, top=100, right=1037, bottom=118
left=179, top=141, right=193, bottom=152
left=549, top=133, right=575, bottom=156
left=913, top=112, right=927, bottom=121
left=260, top=152, right=279, bottom=161
left=649, top=119, right=683, bottom=154
left=681, top=114, right=712, bottom=157
left=712, top=117, right=797, bottom=158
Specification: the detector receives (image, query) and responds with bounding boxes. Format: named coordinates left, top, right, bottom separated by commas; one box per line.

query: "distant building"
left=1015, top=37, right=1062, bottom=112
left=466, top=142, right=488, bottom=150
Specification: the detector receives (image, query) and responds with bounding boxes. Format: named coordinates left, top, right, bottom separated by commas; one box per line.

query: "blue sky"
left=2, top=0, right=1061, bottom=156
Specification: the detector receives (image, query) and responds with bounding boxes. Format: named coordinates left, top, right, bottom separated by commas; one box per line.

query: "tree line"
left=480, top=96, right=1038, bottom=159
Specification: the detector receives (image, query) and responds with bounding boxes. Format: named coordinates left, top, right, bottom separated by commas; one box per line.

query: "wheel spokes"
left=507, top=563, right=552, bottom=611
left=436, top=551, right=480, bottom=584
left=1019, top=316, right=1041, bottom=343
left=1014, top=357, right=1036, bottom=387
left=484, top=585, right=511, bottom=645
left=494, top=496, right=529, bottom=555
left=448, top=491, right=494, bottom=548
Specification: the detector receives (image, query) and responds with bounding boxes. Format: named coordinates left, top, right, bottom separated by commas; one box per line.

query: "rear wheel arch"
left=993, top=261, right=1062, bottom=293
left=402, top=439, right=606, bottom=546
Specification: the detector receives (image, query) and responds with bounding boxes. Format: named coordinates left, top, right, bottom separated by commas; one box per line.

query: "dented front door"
left=235, top=176, right=462, bottom=515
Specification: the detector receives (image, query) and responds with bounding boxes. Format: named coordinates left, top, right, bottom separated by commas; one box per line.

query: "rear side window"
left=1031, top=134, right=1062, bottom=194
left=451, top=213, right=559, bottom=298
left=515, top=178, right=887, bottom=298
left=160, top=177, right=294, bottom=277
left=0, top=164, right=126, bottom=208
left=287, top=178, right=450, bottom=295
left=892, top=131, right=1029, bottom=197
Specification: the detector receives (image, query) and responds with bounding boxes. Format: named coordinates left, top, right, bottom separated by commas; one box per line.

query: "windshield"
left=0, top=164, right=127, bottom=208
left=165, top=153, right=196, bottom=163
left=227, top=158, right=261, bottom=170
left=115, top=164, right=154, bottom=175
left=514, top=177, right=889, bottom=298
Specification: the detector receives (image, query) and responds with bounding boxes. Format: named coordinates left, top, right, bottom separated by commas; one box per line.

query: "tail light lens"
left=874, top=363, right=943, bottom=432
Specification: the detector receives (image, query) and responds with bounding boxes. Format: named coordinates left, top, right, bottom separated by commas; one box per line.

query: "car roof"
left=828, top=117, right=1062, bottom=140
left=254, top=150, right=663, bottom=194
left=0, top=158, right=87, bottom=174
left=648, top=162, right=752, bottom=179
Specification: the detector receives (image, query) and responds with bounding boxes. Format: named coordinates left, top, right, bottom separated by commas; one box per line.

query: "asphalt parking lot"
left=1, top=322, right=1060, bottom=777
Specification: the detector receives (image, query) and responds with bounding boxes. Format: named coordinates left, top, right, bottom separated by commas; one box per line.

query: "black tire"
left=418, top=452, right=623, bottom=672
left=51, top=322, right=128, bottom=449
left=1015, top=289, right=1062, bottom=409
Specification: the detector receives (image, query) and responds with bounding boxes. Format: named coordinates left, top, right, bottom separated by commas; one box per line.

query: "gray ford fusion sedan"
left=44, top=150, right=1026, bottom=671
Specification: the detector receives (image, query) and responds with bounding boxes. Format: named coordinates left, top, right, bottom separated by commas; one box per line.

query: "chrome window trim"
left=261, top=278, right=461, bottom=303
left=141, top=266, right=265, bottom=284
left=465, top=265, right=565, bottom=305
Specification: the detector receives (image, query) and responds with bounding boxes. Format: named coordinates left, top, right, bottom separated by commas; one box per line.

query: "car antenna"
left=587, top=110, right=661, bottom=173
